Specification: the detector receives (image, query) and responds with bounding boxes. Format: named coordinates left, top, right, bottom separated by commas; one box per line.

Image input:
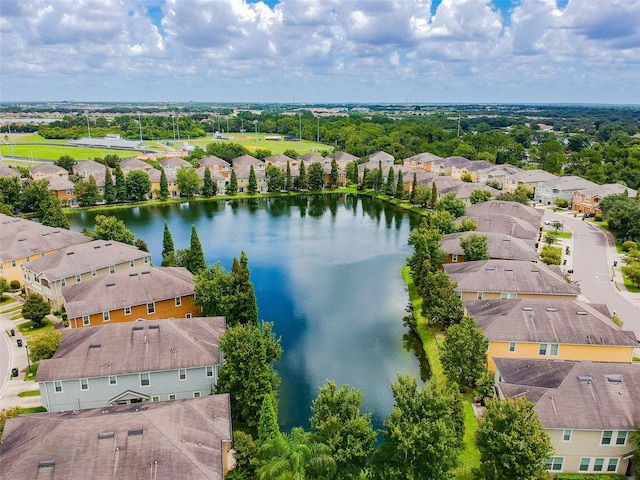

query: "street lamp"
left=25, top=341, right=31, bottom=376
left=254, top=120, right=258, bottom=149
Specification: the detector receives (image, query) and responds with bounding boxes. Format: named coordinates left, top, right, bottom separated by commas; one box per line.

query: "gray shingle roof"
left=23, top=240, right=149, bottom=281
left=0, top=214, right=91, bottom=262
left=0, top=166, right=21, bottom=178
left=537, top=175, right=597, bottom=191
left=402, top=152, right=443, bottom=163
left=231, top=155, right=262, bottom=167
left=62, top=267, right=195, bottom=318
left=465, top=299, right=637, bottom=345
left=198, top=155, right=229, bottom=167
left=441, top=232, right=538, bottom=261
left=46, top=176, right=74, bottom=191
left=495, top=359, right=640, bottom=430
left=37, top=317, right=225, bottom=381
left=465, top=201, right=543, bottom=228
left=0, top=394, right=231, bottom=480
left=443, top=260, right=580, bottom=297
left=29, top=163, right=68, bottom=175
left=504, top=169, right=557, bottom=183
left=369, top=151, right=394, bottom=163
left=440, top=182, right=500, bottom=199
left=456, top=213, right=539, bottom=241
left=298, top=152, right=324, bottom=163
left=73, top=160, right=106, bottom=176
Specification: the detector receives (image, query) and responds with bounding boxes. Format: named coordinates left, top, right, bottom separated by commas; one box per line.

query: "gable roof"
left=265, top=154, right=294, bottom=165
left=0, top=214, right=91, bottom=262
left=576, top=183, right=637, bottom=200
left=504, top=169, right=557, bottom=184
left=23, top=240, right=149, bottom=281
left=368, top=151, right=394, bottom=163
left=119, top=157, right=153, bottom=171
left=456, top=213, right=539, bottom=241
left=62, top=267, right=195, bottom=318
left=443, top=260, right=580, bottom=297
left=29, top=163, right=68, bottom=175
left=0, top=395, right=232, bottom=480
left=327, top=151, right=358, bottom=163
left=441, top=232, right=538, bottom=261
left=160, top=157, right=192, bottom=168
left=0, top=166, right=21, bottom=178
left=37, top=317, right=225, bottom=381
left=465, top=201, right=543, bottom=228
left=46, top=176, right=75, bottom=191
left=297, top=152, right=324, bottom=163
left=464, top=299, right=637, bottom=346
left=231, top=155, right=262, bottom=167
left=198, top=155, right=230, bottom=167
left=494, top=359, right=640, bottom=430
left=402, top=152, right=443, bottom=163
left=439, top=182, right=500, bottom=200
left=73, top=160, right=106, bottom=176
left=537, top=175, right=597, bottom=191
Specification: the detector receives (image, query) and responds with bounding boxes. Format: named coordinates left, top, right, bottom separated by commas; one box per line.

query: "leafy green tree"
left=540, top=245, right=561, bottom=265
left=126, top=169, right=151, bottom=201
left=227, top=431, right=258, bottom=480
left=54, top=155, right=76, bottom=173
left=437, top=192, right=466, bottom=218
left=441, top=316, right=489, bottom=389
left=600, top=193, right=640, bottom=242
left=298, top=161, right=308, bottom=190
left=22, top=293, right=51, bottom=327
left=176, top=166, right=200, bottom=197
left=40, top=196, right=70, bottom=229
left=0, top=176, right=23, bottom=212
left=229, top=251, right=259, bottom=327
left=103, top=167, right=116, bottom=204
left=410, top=173, right=418, bottom=203
left=286, top=161, right=293, bottom=191
left=202, top=167, right=215, bottom=197
left=412, top=184, right=431, bottom=207
left=497, top=185, right=531, bottom=205
left=159, top=167, right=169, bottom=199
left=308, top=162, right=325, bottom=190
left=470, top=189, right=493, bottom=204
left=0, top=278, right=11, bottom=302
left=459, top=233, right=489, bottom=261
left=20, top=179, right=51, bottom=214
left=360, top=166, right=370, bottom=189
left=258, top=393, right=280, bottom=444
left=623, top=262, right=640, bottom=288
left=283, top=149, right=298, bottom=159
left=114, top=165, right=128, bottom=202
left=310, top=381, right=376, bottom=479
left=74, top=175, right=101, bottom=207
left=0, top=406, right=23, bottom=442
left=375, top=161, right=384, bottom=192
left=248, top=165, right=258, bottom=194
left=430, top=210, right=457, bottom=234
left=457, top=217, right=478, bottom=232
left=347, top=160, right=359, bottom=185
left=265, top=165, right=285, bottom=192
left=134, top=238, right=148, bottom=252
left=407, top=219, right=446, bottom=277
left=544, top=231, right=558, bottom=246
left=430, top=181, right=438, bottom=209
left=89, top=215, right=135, bottom=245
left=329, top=158, right=339, bottom=189
left=258, top=428, right=336, bottom=480
left=417, top=270, right=464, bottom=328
left=386, top=166, right=396, bottom=196
left=27, top=329, right=62, bottom=363
left=228, top=169, right=238, bottom=195
left=183, top=225, right=205, bottom=274
left=475, top=397, right=553, bottom=480
left=161, top=221, right=176, bottom=266
left=371, top=375, right=462, bottom=480
left=216, top=323, right=280, bottom=427
left=396, top=169, right=405, bottom=199
left=194, top=263, right=232, bottom=317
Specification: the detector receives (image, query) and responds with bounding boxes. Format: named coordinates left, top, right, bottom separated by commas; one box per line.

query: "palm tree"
left=258, top=428, right=336, bottom=480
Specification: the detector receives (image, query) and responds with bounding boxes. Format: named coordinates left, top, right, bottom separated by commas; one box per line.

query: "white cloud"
left=1, top=0, right=638, bottom=103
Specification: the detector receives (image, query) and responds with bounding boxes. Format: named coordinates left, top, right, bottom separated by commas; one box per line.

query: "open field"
left=178, top=133, right=331, bottom=156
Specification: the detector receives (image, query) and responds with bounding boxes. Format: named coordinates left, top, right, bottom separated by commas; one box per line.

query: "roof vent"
left=485, top=267, right=494, bottom=271
left=607, top=376, right=622, bottom=383
left=129, top=273, right=138, bottom=277
left=522, top=307, right=533, bottom=311
left=142, top=271, right=151, bottom=275
left=531, top=268, right=540, bottom=272
left=132, top=326, right=144, bottom=331
left=546, top=308, right=557, bottom=312
left=578, top=375, right=592, bottom=383
left=18, top=238, right=26, bottom=241
left=105, top=243, right=112, bottom=246
left=39, top=460, right=56, bottom=468
left=505, top=267, right=513, bottom=272
left=106, top=283, right=115, bottom=287
left=128, top=429, right=143, bottom=437
left=148, top=325, right=160, bottom=330
left=93, top=245, right=101, bottom=249
left=66, top=252, right=74, bottom=255
left=98, top=432, right=115, bottom=439
left=89, top=343, right=101, bottom=349
left=576, top=311, right=588, bottom=315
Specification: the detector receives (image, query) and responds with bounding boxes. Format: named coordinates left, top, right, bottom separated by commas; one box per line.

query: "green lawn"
left=0, top=304, right=22, bottom=314
left=187, top=132, right=330, bottom=156
left=0, top=143, right=140, bottom=162
left=23, top=363, right=38, bottom=381
left=17, top=389, right=41, bottom=397
left=17, top=319, right=54, bottom=335
left=0, top=296, right=15, bottom=307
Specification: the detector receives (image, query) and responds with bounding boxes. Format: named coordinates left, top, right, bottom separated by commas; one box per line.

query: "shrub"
left=594, top=214, right=603, bottom=222
left=555, top=197, right=569, bottom=208
left=9, top=280, right=20, bottom=290
left=622, top=240, right=637, bottom=252
left=540, top=245, right=562, bottom=265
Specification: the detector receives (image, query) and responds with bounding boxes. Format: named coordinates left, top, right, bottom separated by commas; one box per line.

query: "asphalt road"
left=0, top=320, right=13, bottom=398
left=545, top=210, right=640, bottom=338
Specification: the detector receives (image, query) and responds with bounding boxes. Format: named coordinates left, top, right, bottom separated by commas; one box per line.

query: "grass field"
left=184, top=133, right=331, bottom=156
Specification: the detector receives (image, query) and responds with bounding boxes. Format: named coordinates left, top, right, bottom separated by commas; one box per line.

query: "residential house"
left=232, top=154, right=265, bottom=172
left=466, top=200, right=544, bottom=229
left=196, top=166, right=227, bottom=195
left=73, top=160, right=107, bottom=196
left=29, top=163, right=69, bottom=182
left=449, top=159, right=493, bottom=182
left=430, top=156, right=470, bottom=177
left=47, top=175, right=77, bottom=207
left=325, top=151, right=358, bottom=170
left=534, top=175, right=598, bottom=206
left=0, top=395, right=233, bottom=479
left=37, top=317, right=225, bottom=411
left=0, top=214, right=91, bottom=285
left=22, top=240, right=151, bottom=310
left=443, top=259, right=580, bottom=301
left=368, top=151, right=395, bottom=166
left=62, top=266, right=200, bottom=328
left=441, top=231, right=538, bottom=264
left=0, top=166, right=21, bottom=178
left=297, top=152, right=325, bottom=165
left=198, top=155, right=231, bottom=178
left=494, top=358, right=640, bottom=476
left=502, top=169, right=557, bottom=194
left=455, top=213, right=539, bottom=244
left=465, top=299, right=638, bottom=370
left=265, top=154, right=300, bottom=186
left=160, top=157, right=192, bottom=176
left=439, top=182, right=500, bottom=205
left=120, top=157, right=159, bottom=199
left=475, top=164, right=522, bottom=188
left=402, top=152, right=443, bottom=171
left=572, top=184, right=638, bottom=215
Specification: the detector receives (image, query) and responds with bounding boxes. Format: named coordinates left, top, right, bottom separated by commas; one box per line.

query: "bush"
left=622, top=240, right=638, bottom=252
left=554, top=197, right=569, bottom=208
left=540, top=245, right=562, bottom=265
left=555, top=474, right=627, bottom=480
left=9, top=280, right=20, bottom=291
left=594, top=214, right=603, bottom=222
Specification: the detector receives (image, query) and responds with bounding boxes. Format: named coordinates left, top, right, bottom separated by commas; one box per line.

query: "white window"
left=124, top=306, right=131, bottom=315
left=545, top=457, right=563, bottom=472
left=579, top=458, right=590, bottom=472
left=109, top=375, right=117, bottom=385
left=185, top=312, right=192, bottom=319
left=562, top=429, right=572, bottom=442
left=193, top=391, right=201, bottom=398
left=76, top=274, right=82, bottom=283
left=538, top=343, right=559, bottom=356
left=140, top=372, right=150, bottom=387
left=11, top=259, right=16, bottom=267
left=593, top=458, right=605, bottom=472
left=616, top=431, right=628, bottom=445
left=477, top=292, right=483, bottom=300
left=34, top=274, right=40, bottom=283
left=178, top=369, right=187, bottom=381
left=54, top=381, right=63, bottom=393
left=451, top=254, right=458, bottom=262
left=601, top=430, right=613, bottom=445
left=205, top=366, right=214, bottom=378
left=175, top=297, right=182, bottom=307
left=144, top=257, right=149, bottom=264
left=82, top=316, right=90, bottom=326
left=109, top=265, right=115, bottom=274
left=607, top=458, right=619, bottom=472
left=152, top=396, right=160, bottom=402
left=80, top=378, right=89, bottom=391
left=91, top=270, right=97, bottom=277
left=130, top=260, right=135, bottom=268
left=147, top=303, right=155, bottom=314
left=61, top=278, right=66, bottom=287
left=168, top=394, right=176, bottom=400
left=508, top=342, right=516, bottom=353
left=103, top=311, right=110, bottom=322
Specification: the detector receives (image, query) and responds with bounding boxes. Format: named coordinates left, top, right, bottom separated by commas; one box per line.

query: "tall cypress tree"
left=386, top=166, right=395, bottom=196
left=228, top=170, right=238, bottom=195
left=330, top=158, right=339, bottom=189
left=159, top=167, right=169, bottom=199
left=298, top=161, right=308, bottom=191
left=103, top=167, right=116, bottom=204
left=114, top=165, right=128, bottom=202
left=430, top=181, right=438, bottom=209
left=376, top=161, right=384, bottom=191
left=258, top=393, right=280, bottom=443
left=229, top=251, right=259, bottom=327
left=410, top=173, right=417, bottom=203
left=396, top=169, right=405, bottom=199
left=203, top=167, right=214, bottom=197
left=286, top=161, right=292, bottom=192
left=361, top=167, right=368, bottom=189
left=248, top=165, right=258, bottom=194
left=187, top=225, right=206, bottom=274
left=161, top=221, right=176, bottom=266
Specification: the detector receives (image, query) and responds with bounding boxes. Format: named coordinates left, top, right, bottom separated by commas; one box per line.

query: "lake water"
left=67, top=195, right=422, bottom=431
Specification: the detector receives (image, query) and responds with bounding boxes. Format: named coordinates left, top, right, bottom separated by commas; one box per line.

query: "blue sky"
left=1, top=0, right=638, bottom=104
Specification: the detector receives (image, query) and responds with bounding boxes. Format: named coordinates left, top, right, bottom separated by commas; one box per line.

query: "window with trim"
left=34, top=274, right=40, bottom=283
left=193, top=392, right=201, bottom=398
left=80, top=378, right=89, bottom=391
left=144, top=257, right=149, bottom=264
left=168, top=394, right=176, bottom=400
left=11, top=260, right=16, bottom=267
left=175, top=297, right=182, bottom=307
left=477, top=292, right=483, bottom=300
left=103, top=311, right=110, bottom=322
left=124, top=306, right=131, bottom=315
left=616, top=431, right=627, bottom=445
left=109, top=265, right=115, bottom=274
left=54, top=381, right=63, bottom=393
left=451, top=254, right=458, bottom=262
left=185, top=312, right=192, bottom=319
left=108, top=375, right=117, bottom=385
left=593, top=458, right=604, bottom=472
left=140, top=372, right=150, bottom=387
left=91, top=270, right=97, bottom=277
left=152, top=396, right=159, bottom=402
left=607, top=459, right=618, bottom=472
left=545, top=457, right=563, bottom=472
left=579, top=458, right=590, bottom=472
left=76, top=274, right=82, bottom=283
left=601, top=430, right=613, bottom=445
left=206, top=366, right=214, bottom=378
left=509, top=342, right=516, bottom=353
left=147, top=303, right=155, bottom=314
left=562, top=429, right=572, bottom=442
left=179, top=369, right=187, bottom=381
left=538, top=343, right=559, bottom=356
left=61, top=278, right=66, bottom=287
left=130, top=260, right=135, bottom=268
left=82, top=316, right=90, bottom=326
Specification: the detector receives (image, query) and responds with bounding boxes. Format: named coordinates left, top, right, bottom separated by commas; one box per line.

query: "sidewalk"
left=0, top=293, right=45, bottom=411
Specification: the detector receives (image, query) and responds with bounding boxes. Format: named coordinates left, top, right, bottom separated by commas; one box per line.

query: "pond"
left=67, top=195, right=423, bottom=431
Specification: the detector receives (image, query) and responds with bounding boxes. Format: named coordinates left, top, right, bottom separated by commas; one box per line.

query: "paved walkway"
left=0, top=293, right=45, bottom=410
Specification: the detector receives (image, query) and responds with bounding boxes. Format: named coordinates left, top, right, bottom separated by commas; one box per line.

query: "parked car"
left=583, top=212, right=595, bottom=218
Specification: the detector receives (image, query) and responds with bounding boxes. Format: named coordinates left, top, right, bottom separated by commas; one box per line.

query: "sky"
left=1, top=0, right=639, bottom=105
